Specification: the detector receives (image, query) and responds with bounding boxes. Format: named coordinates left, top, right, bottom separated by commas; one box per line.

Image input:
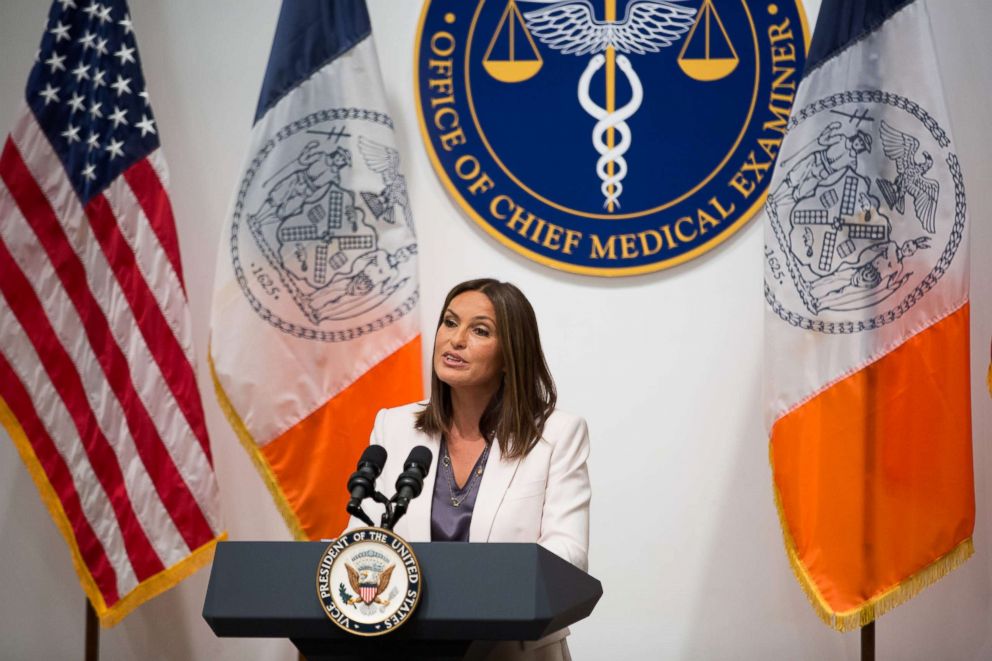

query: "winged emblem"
left=875, top=119, right=939, bottom=233
left=522, top=0, right=696, bottom=56
left=358, top=136, right=414, bottom=234
left=346, top=562, right=395, bottom=606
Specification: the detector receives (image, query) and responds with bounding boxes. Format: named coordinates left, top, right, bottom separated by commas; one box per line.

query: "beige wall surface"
left=0, top=1, right=989, bottom=659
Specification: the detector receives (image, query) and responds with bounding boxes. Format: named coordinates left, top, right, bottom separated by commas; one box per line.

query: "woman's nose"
left=450, top=326, right=468, bottom=348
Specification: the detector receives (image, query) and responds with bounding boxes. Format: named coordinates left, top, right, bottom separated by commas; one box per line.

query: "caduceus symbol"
left=522, top=0, right=696, bottom=211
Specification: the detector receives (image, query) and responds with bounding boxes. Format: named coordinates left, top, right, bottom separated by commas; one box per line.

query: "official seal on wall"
left=416, top=0, right=808, bottom=276
left=231, top=108, right=419, bottom=341
left=316, top=527, right=422, bottom=636
left=764, top=91, right=966, bottom=334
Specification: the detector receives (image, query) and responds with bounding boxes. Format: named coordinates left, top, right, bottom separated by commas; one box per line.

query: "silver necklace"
left=441, top=442, right=489, bottom=508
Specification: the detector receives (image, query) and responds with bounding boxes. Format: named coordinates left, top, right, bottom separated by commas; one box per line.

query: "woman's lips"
left=441, top=352, right=467, bottom=368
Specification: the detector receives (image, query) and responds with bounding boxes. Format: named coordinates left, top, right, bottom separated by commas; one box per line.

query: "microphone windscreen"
left=405, top=445, right=433, bottom=473
left=360, top=445, right=388, bottom=472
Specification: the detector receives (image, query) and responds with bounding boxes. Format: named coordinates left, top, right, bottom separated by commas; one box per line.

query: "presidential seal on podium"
left=316, top=527, right=422, bottom=636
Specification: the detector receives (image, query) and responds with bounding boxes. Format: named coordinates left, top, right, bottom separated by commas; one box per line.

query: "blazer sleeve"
left=537, top=414, right=591, bottom=572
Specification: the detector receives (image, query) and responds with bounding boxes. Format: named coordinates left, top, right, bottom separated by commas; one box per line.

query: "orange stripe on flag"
left=261, top=337, right=423, bottom=540
left=771, top=304, right=974, bottom=629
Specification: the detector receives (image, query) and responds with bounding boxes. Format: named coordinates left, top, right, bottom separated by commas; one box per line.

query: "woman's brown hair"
left=414, top=279, right=557, bottom=458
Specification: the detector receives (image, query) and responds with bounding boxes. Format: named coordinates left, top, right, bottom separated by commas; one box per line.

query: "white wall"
left=0, top=1, right=989, bottom=659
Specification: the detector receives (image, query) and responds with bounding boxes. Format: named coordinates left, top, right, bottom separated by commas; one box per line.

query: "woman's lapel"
left=397, top=432, right=439, bottom=542
left=469, top=439, right=521, bottom=542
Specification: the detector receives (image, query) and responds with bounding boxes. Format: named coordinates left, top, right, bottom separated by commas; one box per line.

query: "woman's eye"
left=473, top=326, right=491, bottom=337
left=443, top=318, right=457, bottom=328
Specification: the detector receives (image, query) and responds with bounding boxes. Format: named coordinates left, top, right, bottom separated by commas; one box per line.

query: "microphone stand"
left=345, top=489, right=394, bottom=529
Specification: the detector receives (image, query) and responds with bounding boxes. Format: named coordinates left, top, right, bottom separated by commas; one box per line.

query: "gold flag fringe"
left=987, top=361, right=992, bottom=397
left=770, top=444, right=974, bottom=632
left=0, top=396, right=226, bottom=627
left=209, top=352, right=307, bottom=540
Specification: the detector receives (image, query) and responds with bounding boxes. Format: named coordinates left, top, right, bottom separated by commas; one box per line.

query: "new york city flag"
left=764, top=0, right=973, bottom=631
left=210, top=0, right=422, bottom=540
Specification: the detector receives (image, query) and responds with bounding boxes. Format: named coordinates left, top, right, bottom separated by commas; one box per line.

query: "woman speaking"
left=357, top=278, right=591, bottom=660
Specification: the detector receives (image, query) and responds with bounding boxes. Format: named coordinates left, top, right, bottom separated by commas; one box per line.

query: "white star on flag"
left=135, top=114, right=155, bottom=137
left=88, top=100, right=102, bottom=118
left=108, top=105, right=128, bottom=128
left=39, top=83, right=60, bottom=105
left=85, top=131, right=99, bottom=150
left=111, top=75, right=132, bottom=96
left=94, top=37, right=109, bottom=56
left=79, top=30, right=95, bottom=50
left=82, top=2, right=101, bottom=19
left=71, top=62, right=89, bottom=81
left=67, top=92, right=85, bottom=113
left=57, top=0, right=77, bottom=11
left=50, top=21, right=72, bottom=42
left=45, top=51, right=67, bottom=73
left=81, top=161, right=97, bottom=180
left=92, top=68, right=106, bottom=88
left=60, top=123, right=81, bottom=144
left=114, top=44, right=135, bottom=65
left=119, top=14, right=133, bottom=35
left=104, top=137, right=124, bottom=160
left=96, top=4, right=112, bottom=24
left=138, top=89, right=149, bottom=106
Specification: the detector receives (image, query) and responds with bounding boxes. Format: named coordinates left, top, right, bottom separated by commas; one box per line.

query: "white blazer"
left=352, top=401, right=591, bottom=571
left=349, top=402, right=591, bottom=659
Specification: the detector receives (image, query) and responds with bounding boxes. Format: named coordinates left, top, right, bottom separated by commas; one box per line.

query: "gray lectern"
left=202, top=541, right=602, bottom=660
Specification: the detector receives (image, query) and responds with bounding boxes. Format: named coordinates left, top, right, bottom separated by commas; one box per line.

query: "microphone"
left=385, top=446, right=433, bottom=529
left=346, top=445, right=387, bottom=526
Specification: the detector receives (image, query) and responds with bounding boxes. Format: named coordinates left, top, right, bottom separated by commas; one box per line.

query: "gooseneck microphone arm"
left=345, top=445, right=388, bottom=527
left=383, top=446, right=433, bottom=531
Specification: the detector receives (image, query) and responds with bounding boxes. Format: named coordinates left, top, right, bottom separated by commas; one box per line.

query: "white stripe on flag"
left=0, top=292, right=139, bottom=596
left=7, top=121, right=220, bottom=531
left=0, top=194, right=190, bottom=566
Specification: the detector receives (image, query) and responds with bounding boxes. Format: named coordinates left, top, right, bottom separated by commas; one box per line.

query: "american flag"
left=0, top=0, right=222, bottom=626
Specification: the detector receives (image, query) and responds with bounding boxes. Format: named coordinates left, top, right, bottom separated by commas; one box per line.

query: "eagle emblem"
left=346, top=559, right=395, bottom=606
left=875, top=119, right=939, bottom=233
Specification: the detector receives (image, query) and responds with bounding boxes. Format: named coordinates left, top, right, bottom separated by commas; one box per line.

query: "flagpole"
left=861, top=621, right=875, bottom=661
left=85, top=599, right=99, bottom=661
left=861, top=367, right=877, bottom=661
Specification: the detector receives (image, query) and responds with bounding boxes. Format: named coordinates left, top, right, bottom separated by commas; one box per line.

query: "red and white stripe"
left=0, top=108, right=221, bottom=613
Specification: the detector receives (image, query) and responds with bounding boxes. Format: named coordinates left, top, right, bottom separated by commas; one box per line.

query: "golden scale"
left=479, top=0, right=740, bottom=212
left=482, top=0, right=739, bottom=83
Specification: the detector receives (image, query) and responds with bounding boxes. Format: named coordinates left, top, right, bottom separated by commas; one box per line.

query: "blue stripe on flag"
left=254, top=0, right=372, bottom=124
left=806, top=0, right=914, bottom=73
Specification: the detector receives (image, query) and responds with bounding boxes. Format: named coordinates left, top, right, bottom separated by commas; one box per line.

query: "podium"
left=203, top=541, right=602, bottom=660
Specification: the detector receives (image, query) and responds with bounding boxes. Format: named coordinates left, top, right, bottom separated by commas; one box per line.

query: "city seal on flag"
left=316, top=527, right=422, bottom=636
left=764, top=90, right=966, bottom=333
left=416, top=0, right=808, bottom=276
left=231, top=108, right=419, bottom=342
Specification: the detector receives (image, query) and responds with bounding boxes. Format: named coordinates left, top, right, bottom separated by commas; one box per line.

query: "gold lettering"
left=729, top=171, right=756, bottom=198
left=590, top=234, right=618, bottom=260
left=638, top=229, right=663, bottom=257
left=674, top=217, right=697, bottom=243
left=454, top=154, right=481, bottom=180
left=430, top=31, right=456, bottom=57
left=758, top=138, right=782, bottom=160
left=541, top=223, right=563, bottom=250
left=619, top=234, right=637, bottom=259
left=467, top=172, right=494, bottom=195
left=768, top=18, right=793, bottom=44
left=490, top=195, right=512, bottom=219
left=563, top=229, right=582, bottom=255
left=507, top=205, right=536, bottom=236
left=709, top=195, right=735, bottom=219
